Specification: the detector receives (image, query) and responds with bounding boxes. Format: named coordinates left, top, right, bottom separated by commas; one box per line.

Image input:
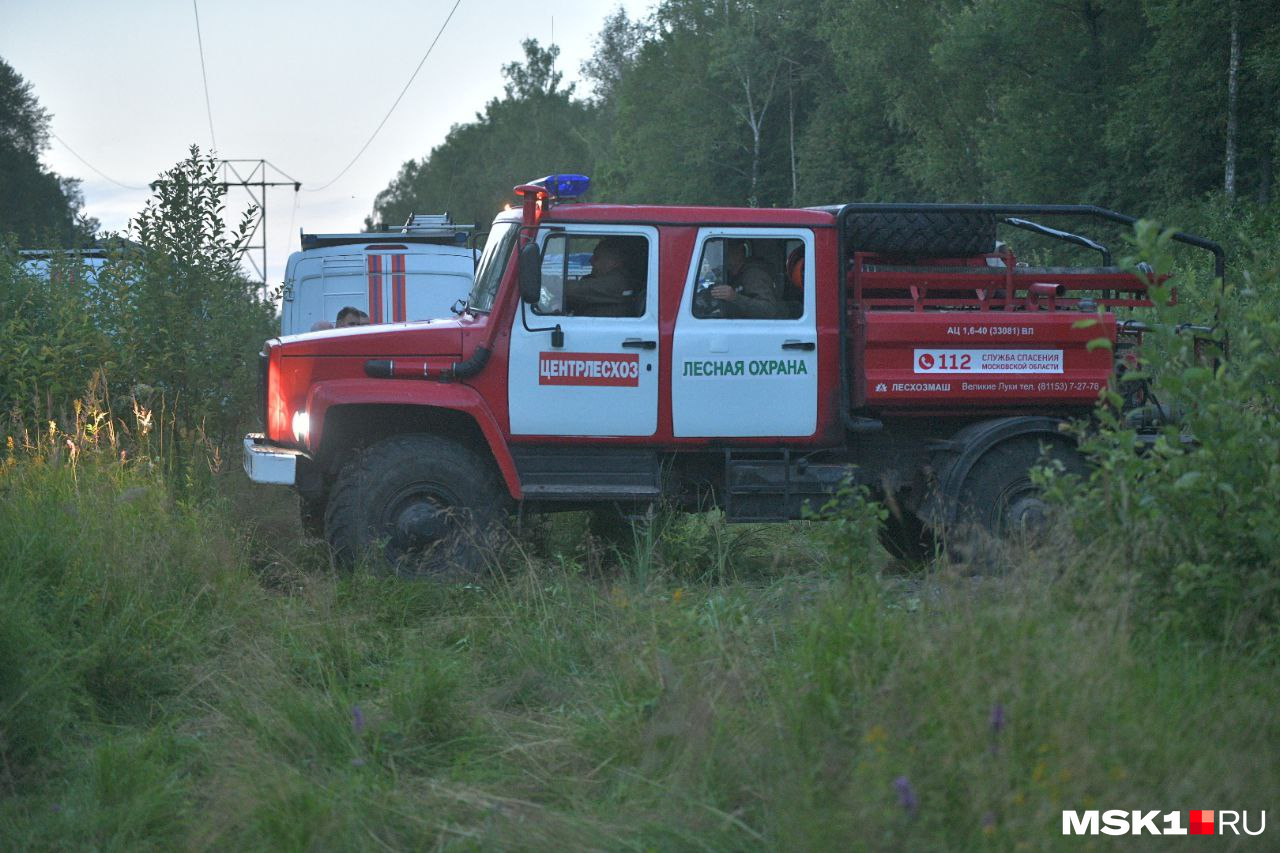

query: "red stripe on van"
left=366, top=254, right=383, bottom=322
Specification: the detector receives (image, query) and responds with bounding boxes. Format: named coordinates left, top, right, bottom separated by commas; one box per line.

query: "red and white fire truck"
left=244, top=174, right=1223, bottom=573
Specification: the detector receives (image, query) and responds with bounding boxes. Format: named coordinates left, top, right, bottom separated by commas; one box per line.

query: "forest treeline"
left=0, top=58, right=97, bottom=244
left=370, top=0, right=1280, bottom=230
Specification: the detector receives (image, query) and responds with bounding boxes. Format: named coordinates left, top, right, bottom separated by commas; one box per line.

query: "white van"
left=280, top=214, right=475, bottom=335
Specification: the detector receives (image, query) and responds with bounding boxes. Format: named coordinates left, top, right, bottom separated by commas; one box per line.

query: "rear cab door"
left=670, top=227, right=818, bottom=437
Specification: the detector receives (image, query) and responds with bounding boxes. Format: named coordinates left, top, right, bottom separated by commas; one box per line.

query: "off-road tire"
left=878, top=508, right=936, bottom=564
left=845, top=211, right=997, bottom=258
left=950, top=435, right=1086, bottom=567
left=324, top=434, right=508, bottom=580
left=299, top=495, right=327, bottom=539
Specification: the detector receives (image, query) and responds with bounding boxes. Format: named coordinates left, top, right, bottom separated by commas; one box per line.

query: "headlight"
left=291, top=411, right=310, bottom=445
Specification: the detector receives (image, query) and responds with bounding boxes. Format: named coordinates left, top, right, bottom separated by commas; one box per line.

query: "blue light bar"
left=532, top=173, right=591, bottom=199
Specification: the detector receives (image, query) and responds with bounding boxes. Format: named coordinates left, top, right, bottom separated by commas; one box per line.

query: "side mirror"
left=518, top=242, right=542, bottom=304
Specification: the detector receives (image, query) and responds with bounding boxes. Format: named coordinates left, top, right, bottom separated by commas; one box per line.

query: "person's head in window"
left=785, top=245, right=805, bottom=294
left=567, top=237, right=645, bottom=317
left=590, top=238, right=627, bottom=277
left=336, top=306, right=371, bottom=327
left=725, top=240, right=749, bottom=277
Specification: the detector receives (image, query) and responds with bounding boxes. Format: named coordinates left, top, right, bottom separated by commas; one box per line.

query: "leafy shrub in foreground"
left=0, top=242, right=113, bottom=421
left=1052, top=225, right=1280, bottom=649
left=93, top=147, right=275, bottom=441
left=1, top=146, right=275, bottom=449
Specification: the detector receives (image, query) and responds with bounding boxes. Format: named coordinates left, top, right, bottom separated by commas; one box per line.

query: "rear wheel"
left=951, top=436, right=1085, bottom=565
left=324, top=434, right=508, bottom=580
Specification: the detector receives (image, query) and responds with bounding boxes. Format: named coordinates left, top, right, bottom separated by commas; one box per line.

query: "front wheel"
left=878, top=508, right=936, bottom=564
left=324, top=434, right=509, bottom=580
left=298, top=494, right=326, bottom=539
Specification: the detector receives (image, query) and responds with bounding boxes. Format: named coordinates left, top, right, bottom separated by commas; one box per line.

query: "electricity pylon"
left=217, top=159, right=301, bottom=292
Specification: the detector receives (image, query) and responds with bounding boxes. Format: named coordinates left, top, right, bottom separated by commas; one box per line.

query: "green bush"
left=93, top=147, right=275, bottom=441
left=0, top=243, right=113, bottom=422
left=1, top=146, right=275, bottom=452
left=808, top=479, right=888, bottom=578
left=1051, top=223, right=1280, bottom=649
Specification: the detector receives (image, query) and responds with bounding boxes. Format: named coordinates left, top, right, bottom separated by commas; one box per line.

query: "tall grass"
left=2, top=400, right=1275, bottom=849
left=2, top=213, right=1277, bottom=847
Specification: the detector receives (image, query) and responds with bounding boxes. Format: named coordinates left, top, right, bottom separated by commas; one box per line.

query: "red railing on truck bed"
left=851, top=252, right=1160, bottom=312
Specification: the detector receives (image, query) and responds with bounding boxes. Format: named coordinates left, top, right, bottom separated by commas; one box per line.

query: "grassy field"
left=1, top=432, right=1275, bottom=850
left=4, top=134, right=1277, bottom=850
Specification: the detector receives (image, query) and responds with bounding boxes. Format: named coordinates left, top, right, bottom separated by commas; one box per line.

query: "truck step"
left=512, top=447, right=661, bottom=502
left=520, top=484, right=662, bottom=500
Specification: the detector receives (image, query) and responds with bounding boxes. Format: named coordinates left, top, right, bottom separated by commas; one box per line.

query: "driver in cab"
left=566, top=237, right=644, bottom=317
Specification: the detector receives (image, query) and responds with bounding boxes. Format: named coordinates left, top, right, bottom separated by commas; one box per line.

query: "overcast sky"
left=2, top=0, right=646, bottom=284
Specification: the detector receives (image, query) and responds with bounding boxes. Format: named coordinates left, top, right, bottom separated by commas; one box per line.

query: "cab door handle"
left=622, top=339, right=657, bottom=350
left=782, top=340, right=815, bottom=351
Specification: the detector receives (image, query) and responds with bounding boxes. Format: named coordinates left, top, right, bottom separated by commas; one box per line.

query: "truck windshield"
left=466, top=222, right=519, bottom=313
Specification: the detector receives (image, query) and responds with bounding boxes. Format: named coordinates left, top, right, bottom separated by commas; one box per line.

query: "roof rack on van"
left=300, top=212, right=476, bottom=251
left=19, top=248, right=110, bottom=260
left=401, top=213, right=475, bottom=234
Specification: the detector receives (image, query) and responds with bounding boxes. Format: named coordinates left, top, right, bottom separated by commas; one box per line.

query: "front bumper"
left=243, top=433, right=306, bottom=485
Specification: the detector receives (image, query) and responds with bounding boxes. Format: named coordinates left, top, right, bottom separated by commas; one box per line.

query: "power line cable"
left=192, top=0, right=217, bottom=151
left=50, top=132, right=147, bottom=191
left=306, top=0, right=463, bottom=192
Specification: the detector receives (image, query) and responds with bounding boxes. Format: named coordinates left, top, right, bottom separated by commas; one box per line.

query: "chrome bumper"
left=243, top=433, right=305, bottom=485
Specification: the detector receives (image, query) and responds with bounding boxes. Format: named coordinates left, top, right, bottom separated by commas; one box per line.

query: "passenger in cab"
left=710, top=240, right=787, bottom=319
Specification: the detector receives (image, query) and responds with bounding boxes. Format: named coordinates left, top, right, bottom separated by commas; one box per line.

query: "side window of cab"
left=691, top=237, right=804, bottom=320
left=536, top=234, right=649, bottom=317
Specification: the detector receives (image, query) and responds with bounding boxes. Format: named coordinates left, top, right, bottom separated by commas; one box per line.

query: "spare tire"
left=845, top=210, right=997, bottom=258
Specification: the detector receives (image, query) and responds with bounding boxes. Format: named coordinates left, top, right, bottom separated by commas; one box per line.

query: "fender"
left=927, top=416, right=1073, bottom=525
left=305, top=378, right=522, bottom=500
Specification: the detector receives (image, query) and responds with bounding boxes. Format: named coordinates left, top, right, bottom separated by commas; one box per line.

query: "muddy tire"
left=298, top=495, right=327, bottom=539
left=951, top=436, right=1086, bottom=565
left=845, top=211, right=997, bottom=258
left=878, top=508, right=936, bottom=564
left=324, top=434, right=508, bottom=580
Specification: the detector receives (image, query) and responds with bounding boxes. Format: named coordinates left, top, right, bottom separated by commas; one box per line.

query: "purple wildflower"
left=989, top=702, right=1006, bottom=755
left=893, top=776, right=919, bottom=818
left=983, top=812, right=997, bottom=832
left=351, top=704, right=365, bottom=735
